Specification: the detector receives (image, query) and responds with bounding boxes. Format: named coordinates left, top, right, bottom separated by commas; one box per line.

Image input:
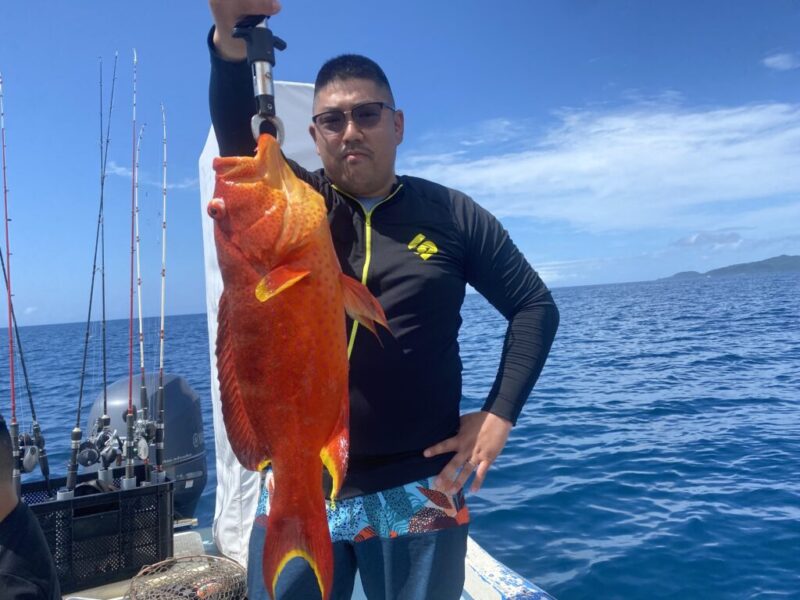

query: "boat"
left=64, top=533, right=554, bottom=600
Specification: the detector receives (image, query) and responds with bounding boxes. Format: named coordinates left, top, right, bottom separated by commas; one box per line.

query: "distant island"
left=664, top=254, right=800, bottom=280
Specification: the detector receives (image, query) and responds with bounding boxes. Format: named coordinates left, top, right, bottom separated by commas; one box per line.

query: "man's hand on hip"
left=424, top=411, right=512, bottom=494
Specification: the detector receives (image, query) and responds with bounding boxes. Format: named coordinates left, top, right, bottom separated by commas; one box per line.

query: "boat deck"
left=64, top=531, right=554, bottom=600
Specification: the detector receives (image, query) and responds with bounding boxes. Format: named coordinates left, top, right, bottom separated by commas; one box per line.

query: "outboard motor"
left=85, top=374, right=207, bottom=520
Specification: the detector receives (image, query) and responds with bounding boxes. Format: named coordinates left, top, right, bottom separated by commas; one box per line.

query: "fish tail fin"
left=340, top=273, right=391, bottom=339
left=321, top=402, right=349, bottom=507
left=263, top=490, right=332, bottom=600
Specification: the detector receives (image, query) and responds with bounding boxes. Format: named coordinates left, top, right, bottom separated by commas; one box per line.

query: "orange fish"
left=208, top=134, right=387, bottom=600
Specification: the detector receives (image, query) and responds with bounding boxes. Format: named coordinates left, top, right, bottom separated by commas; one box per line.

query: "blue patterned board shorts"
left=254, top=473, right=470, bottom=542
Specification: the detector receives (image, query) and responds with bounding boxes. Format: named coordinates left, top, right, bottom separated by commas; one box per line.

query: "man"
left=0, top=415, right=60, bottom=599
left=207, top=2, right=559, bottom=598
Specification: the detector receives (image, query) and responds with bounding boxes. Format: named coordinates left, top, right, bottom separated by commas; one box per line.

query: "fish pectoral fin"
left=339, top=274, right=391, bottom=339
left=217, top=292, right=271, bottom=471
left=255, top=266, right=310, bottom=302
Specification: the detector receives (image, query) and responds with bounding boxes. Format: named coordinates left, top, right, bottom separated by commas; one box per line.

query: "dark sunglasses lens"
left=317, top=111, right=346, bottom=133
left=353, top=103, right=383, bottom=128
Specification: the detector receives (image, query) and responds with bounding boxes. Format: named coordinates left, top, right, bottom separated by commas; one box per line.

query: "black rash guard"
left=208, top=30, right=559, bottom=498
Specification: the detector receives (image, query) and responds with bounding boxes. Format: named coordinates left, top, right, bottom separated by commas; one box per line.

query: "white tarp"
left=199, top=81, right=321, bottom=566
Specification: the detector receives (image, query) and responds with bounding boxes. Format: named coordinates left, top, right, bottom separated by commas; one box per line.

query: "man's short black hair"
left=314, top=54, right=395, bottom=105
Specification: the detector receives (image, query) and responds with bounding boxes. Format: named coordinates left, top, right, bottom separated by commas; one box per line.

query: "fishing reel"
left=18, top=422, right=50, bottom=478
left=132, top=406, right=157, bottom=461
left=79, top=417, right=123, bottom=469
left=20, top=432, right=39, bottom=473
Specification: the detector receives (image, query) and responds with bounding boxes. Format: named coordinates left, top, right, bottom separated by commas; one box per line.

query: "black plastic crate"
left=21, top=465, right=173, bottom=594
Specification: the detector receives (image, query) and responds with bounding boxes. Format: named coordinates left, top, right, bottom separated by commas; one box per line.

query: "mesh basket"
left=22, top=464, right=173, bottom=594
left=126, top=555, right=247, bottom=600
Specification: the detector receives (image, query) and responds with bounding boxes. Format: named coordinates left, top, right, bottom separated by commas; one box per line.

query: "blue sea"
left=2, top=272, right=799, bottom=599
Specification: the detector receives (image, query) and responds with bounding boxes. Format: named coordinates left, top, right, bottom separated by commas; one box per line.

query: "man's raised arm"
left=207, top=0, right=281, bottom=157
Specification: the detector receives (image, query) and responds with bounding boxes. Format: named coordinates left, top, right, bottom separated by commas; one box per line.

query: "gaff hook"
left=233, top=16, right=287, bottom=144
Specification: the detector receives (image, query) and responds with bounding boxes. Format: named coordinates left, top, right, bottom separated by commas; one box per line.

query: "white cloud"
left=400, top=101, right=800, bottom=233
left=167, top=177, right=199, bottom=191
left=106, top=160, right=131, bottom=177
left=763, top=53, right=800, bottom=71
left=24, top=306, right=37, bottom=315
left=106, top=161, right=198, bottom=191
left=673, top=231, right=742, bottom=249
left=534, top=257, right=609, bottom=284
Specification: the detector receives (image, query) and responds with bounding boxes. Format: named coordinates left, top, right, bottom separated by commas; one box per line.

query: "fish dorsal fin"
left=216, top=292, right=271, bottom=471
left=339, top=274, right=390, bottom=338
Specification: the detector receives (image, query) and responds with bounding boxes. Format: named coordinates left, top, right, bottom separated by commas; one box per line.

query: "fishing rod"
left=66, top=65, right=116, bottom=496
left=0, top=248, right=51, bottom=495
left=0, top=73, right=21, bottom=496
left=122, top=49, right=138, bottom=491
left=100, top=54, right=118, bottom=439
left=131, top=125, right=156, bottom=472
left=86, top=54, right=122, bottom=484
left=153, top=103, right=167, bottom=483
left=134, top=122, right=148, bottom=427
left=64, top=56, right=123, bottom=496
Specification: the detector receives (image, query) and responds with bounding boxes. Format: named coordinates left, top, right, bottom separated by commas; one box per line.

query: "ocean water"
left=2, top=272, right=799, bottom=599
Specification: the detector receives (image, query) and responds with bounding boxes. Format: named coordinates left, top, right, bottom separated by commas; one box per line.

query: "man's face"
left=309, top=78, right=404, bottom=198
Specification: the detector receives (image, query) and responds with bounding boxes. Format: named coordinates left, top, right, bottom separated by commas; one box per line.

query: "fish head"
left=209, top=134, right=300, bottom=270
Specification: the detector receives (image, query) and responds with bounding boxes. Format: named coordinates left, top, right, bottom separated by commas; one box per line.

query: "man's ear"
left=309, top=124, right=321, bottom=156
left=394, top=109, right=404, bottom=145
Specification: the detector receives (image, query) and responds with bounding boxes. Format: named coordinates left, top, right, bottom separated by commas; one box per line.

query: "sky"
left=0, top=1, right=798, bottom=326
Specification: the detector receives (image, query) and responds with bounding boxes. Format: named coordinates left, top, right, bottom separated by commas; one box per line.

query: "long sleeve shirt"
left=208, top=31, right=559, bottom=497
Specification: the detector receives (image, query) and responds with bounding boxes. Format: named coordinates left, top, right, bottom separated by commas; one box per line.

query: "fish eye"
left=207, top=199, right=226, bottom=220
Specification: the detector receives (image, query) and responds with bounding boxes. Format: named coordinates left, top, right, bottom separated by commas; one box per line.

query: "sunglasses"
left=312, top=101, right=396, bottom=135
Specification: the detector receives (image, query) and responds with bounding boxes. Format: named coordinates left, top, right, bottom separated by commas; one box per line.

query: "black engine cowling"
left=85, top=373, right=207, bottom=520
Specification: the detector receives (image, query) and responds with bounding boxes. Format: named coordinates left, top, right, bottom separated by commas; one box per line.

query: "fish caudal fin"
left=216, top=293, right=271, bottom=471
left=340, top=274, right=390, bottom=338
left=263, top=492, right=332, bottom=600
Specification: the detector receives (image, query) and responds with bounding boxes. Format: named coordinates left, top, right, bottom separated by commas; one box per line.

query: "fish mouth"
left=213, top=135, right=284, bottom=186
left=213, top=157, right=254, bottom=181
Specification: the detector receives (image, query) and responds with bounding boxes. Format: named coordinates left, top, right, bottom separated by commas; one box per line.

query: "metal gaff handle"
left=233, top=16, right=287, bottom=143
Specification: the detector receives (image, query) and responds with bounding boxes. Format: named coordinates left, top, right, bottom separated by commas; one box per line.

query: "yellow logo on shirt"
left=408, top=234, right=438, bottom=260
